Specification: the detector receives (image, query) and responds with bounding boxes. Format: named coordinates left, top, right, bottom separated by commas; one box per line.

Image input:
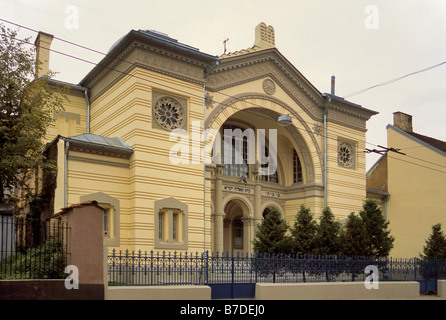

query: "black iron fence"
left=0, top=216, right=69, bottom=279
left=108, top=249, right=446, bottom=293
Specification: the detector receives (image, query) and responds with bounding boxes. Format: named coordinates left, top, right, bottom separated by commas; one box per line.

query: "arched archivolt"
left=206, top=93, right=322, bottom=183
left=222, top=195, right=253, bottom=219
left=261, top=201, right=285, bottom=218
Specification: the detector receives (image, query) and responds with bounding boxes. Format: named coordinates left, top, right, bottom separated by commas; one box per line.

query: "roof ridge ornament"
left=254, top=22, right=275, bottom=49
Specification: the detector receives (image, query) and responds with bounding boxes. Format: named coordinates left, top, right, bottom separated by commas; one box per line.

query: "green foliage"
left=359, top=199, right=394, bottom=257
left=0, top=24, right=66, bottom=207
left=253, top=207, right=292, bottom=255
left=421, top=223, right=446, bottom=259
left=315, top=207, right=343, bottom=255
left=0, top=239, right=66, bottom=279
left=254, top=200, right=394, bottom=258
left=342, top=212, right=368, bottom=256
left=290, top=205, right=317, bottom=254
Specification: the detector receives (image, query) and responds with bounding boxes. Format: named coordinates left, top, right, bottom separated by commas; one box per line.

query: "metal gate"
left=206, top=252, right=256, bottom=299
left=416, top=259, right=438, bottom=294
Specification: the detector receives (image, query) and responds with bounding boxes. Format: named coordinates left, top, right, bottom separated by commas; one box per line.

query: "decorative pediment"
left=206, top=48, right=325, bottom=122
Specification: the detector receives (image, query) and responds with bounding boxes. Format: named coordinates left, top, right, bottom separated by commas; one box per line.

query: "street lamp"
left=277, top=114, right=292, bottom=126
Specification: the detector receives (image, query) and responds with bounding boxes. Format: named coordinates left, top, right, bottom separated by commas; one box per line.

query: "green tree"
left=290, top=205, right=317, bottom=254
left=0, top=24, right=65, bottom=208
left=359, top=199, right=394, bottom=257
left=342, top=212, right=369, bottom=256
left=421, top=223, right=446, bottom=259
left=253, top=207, right=292, bottom=255
left=315, top=207, right=343, bottom=255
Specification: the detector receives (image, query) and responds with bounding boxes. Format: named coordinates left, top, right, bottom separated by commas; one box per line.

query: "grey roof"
left=80, top=29, right=218, bottom=87
left=65, top=134, right=133, bottom=159
left=67, top=134, right=132, bottom=149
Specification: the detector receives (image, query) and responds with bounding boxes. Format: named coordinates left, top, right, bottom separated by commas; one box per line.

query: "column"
left=213, top=164, right=225, bottom=253
left=252, top=162, right=262, bottom=245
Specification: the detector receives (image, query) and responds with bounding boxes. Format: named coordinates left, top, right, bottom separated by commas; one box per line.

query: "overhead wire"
left=342, top=60, right=446, bottom=98
left=2, top=18, right=446, bottom=174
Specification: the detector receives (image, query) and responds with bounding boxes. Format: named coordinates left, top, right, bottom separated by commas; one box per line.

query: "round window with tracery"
left=154, top=97, right=184, bottom=131
left=338, top=142, right=354, bottom=168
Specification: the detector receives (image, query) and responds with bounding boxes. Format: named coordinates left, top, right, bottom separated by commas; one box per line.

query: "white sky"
left=2, top=0, right=446, bottom=170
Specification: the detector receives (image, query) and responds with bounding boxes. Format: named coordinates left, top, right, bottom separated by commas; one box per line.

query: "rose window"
left=154, top=97, right=184, bottom=131
left=338, top=142, right=354, bottom=168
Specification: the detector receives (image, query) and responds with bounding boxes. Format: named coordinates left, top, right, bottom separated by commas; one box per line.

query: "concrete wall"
left=0, top=280, right=103, bottom=300
left=106, top=285, right=211, bottom=300
left=0, top=201, right=105, bottom=300
left=255, top=281, right=420, bottom=300
left=437, top=280, right=446, bottom=298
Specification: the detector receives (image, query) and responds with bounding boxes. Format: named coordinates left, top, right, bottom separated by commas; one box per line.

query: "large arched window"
left=293, top=149, right=303, bottom=183
left=221, top=125, right=250, bottom=179
left=219, top=124, right=279, bottom=183
left=261, top=145, right=278, bottom=183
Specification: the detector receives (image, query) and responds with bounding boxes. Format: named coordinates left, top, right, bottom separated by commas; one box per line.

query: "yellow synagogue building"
left=36, top=23, right=378, bottom=253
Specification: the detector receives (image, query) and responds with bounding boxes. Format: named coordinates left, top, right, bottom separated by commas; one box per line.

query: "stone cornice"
left=80, top=30, right=218, bottom=94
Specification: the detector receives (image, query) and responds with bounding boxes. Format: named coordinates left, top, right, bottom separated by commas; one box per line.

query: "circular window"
left=154, top=97, right=184, bottom=131
left=338, top=142, right=354, bottom=168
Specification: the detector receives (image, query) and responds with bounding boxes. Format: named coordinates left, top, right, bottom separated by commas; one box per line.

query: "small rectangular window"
left=101, top=205, right=114, bottom=238
left=154, top=198, right=188, bottom=250
left=103, top=210, right=108, bottom=235
left=159, top=211, right=165, bottom=240
left=172, top=213, right=178, bottom=241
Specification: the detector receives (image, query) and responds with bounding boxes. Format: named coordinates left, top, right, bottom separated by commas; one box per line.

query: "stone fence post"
left=56, top=200, right=105, bottom=299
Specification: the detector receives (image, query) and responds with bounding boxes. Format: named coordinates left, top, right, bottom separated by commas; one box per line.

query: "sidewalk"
left=408, top=294, right=446, bottom=300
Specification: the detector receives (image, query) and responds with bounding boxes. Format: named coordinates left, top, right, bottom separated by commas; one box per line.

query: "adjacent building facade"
left=367, top=112, right=446, bottom=257
left=37, top=23, right=377, bottom=253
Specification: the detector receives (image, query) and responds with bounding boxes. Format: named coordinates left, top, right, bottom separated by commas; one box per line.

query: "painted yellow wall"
left=386, top=125, right=446, bottom=257
left=88, top=67, right=211, bottom=252
left=326, top=122, right=367, bottom=220
left=45, top=87, right=88, bottom=143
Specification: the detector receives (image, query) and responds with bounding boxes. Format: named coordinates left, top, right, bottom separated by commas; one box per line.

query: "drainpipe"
left=202, top=59, right=220, bottom=251
left=323, top=76, right=335, bottom=209
left=323, top=99, right=329, bottom=209
left=64, top=139, right=70, bottom=207
left=84, top=89, right=91, bottom=134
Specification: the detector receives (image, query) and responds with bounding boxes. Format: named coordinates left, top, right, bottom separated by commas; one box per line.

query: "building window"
left=261, top=146, right=278, bottom=183
left=152, top=91, right=187, bottom=132
left=102, top=205, right=114, bottom=237
left=154, top=197, right=188, bottom=250
left=338, top=140, right=355, bottom=169
left=158, top=211, right=166, bottom=241
left=293, top=149, right=303, bottom=183
left=172, top=211, right=181, bottom=241
left=154, top=97, right=184, bottom=130
left=221, top=125, right=250, bottom=179
left=233, top=218, right=243, bottom=250
left=80, top=192, right=120, bottom=247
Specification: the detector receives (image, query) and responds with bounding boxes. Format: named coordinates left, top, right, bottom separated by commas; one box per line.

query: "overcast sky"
left=2, top=0, right=446, bottom=170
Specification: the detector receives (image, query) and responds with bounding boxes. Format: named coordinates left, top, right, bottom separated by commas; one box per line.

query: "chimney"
left=254, top=22, right=275, bottom=49
left=34, top=31, right=54, bottom=79
left=393, top=111, right=413, bottom=133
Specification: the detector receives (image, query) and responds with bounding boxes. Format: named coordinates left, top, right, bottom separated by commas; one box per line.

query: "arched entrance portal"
left=223, top=198, right=252, bottom=253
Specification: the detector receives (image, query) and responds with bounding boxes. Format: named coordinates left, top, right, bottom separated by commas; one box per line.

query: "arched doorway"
left=223, top=198, right=251, bottom=253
